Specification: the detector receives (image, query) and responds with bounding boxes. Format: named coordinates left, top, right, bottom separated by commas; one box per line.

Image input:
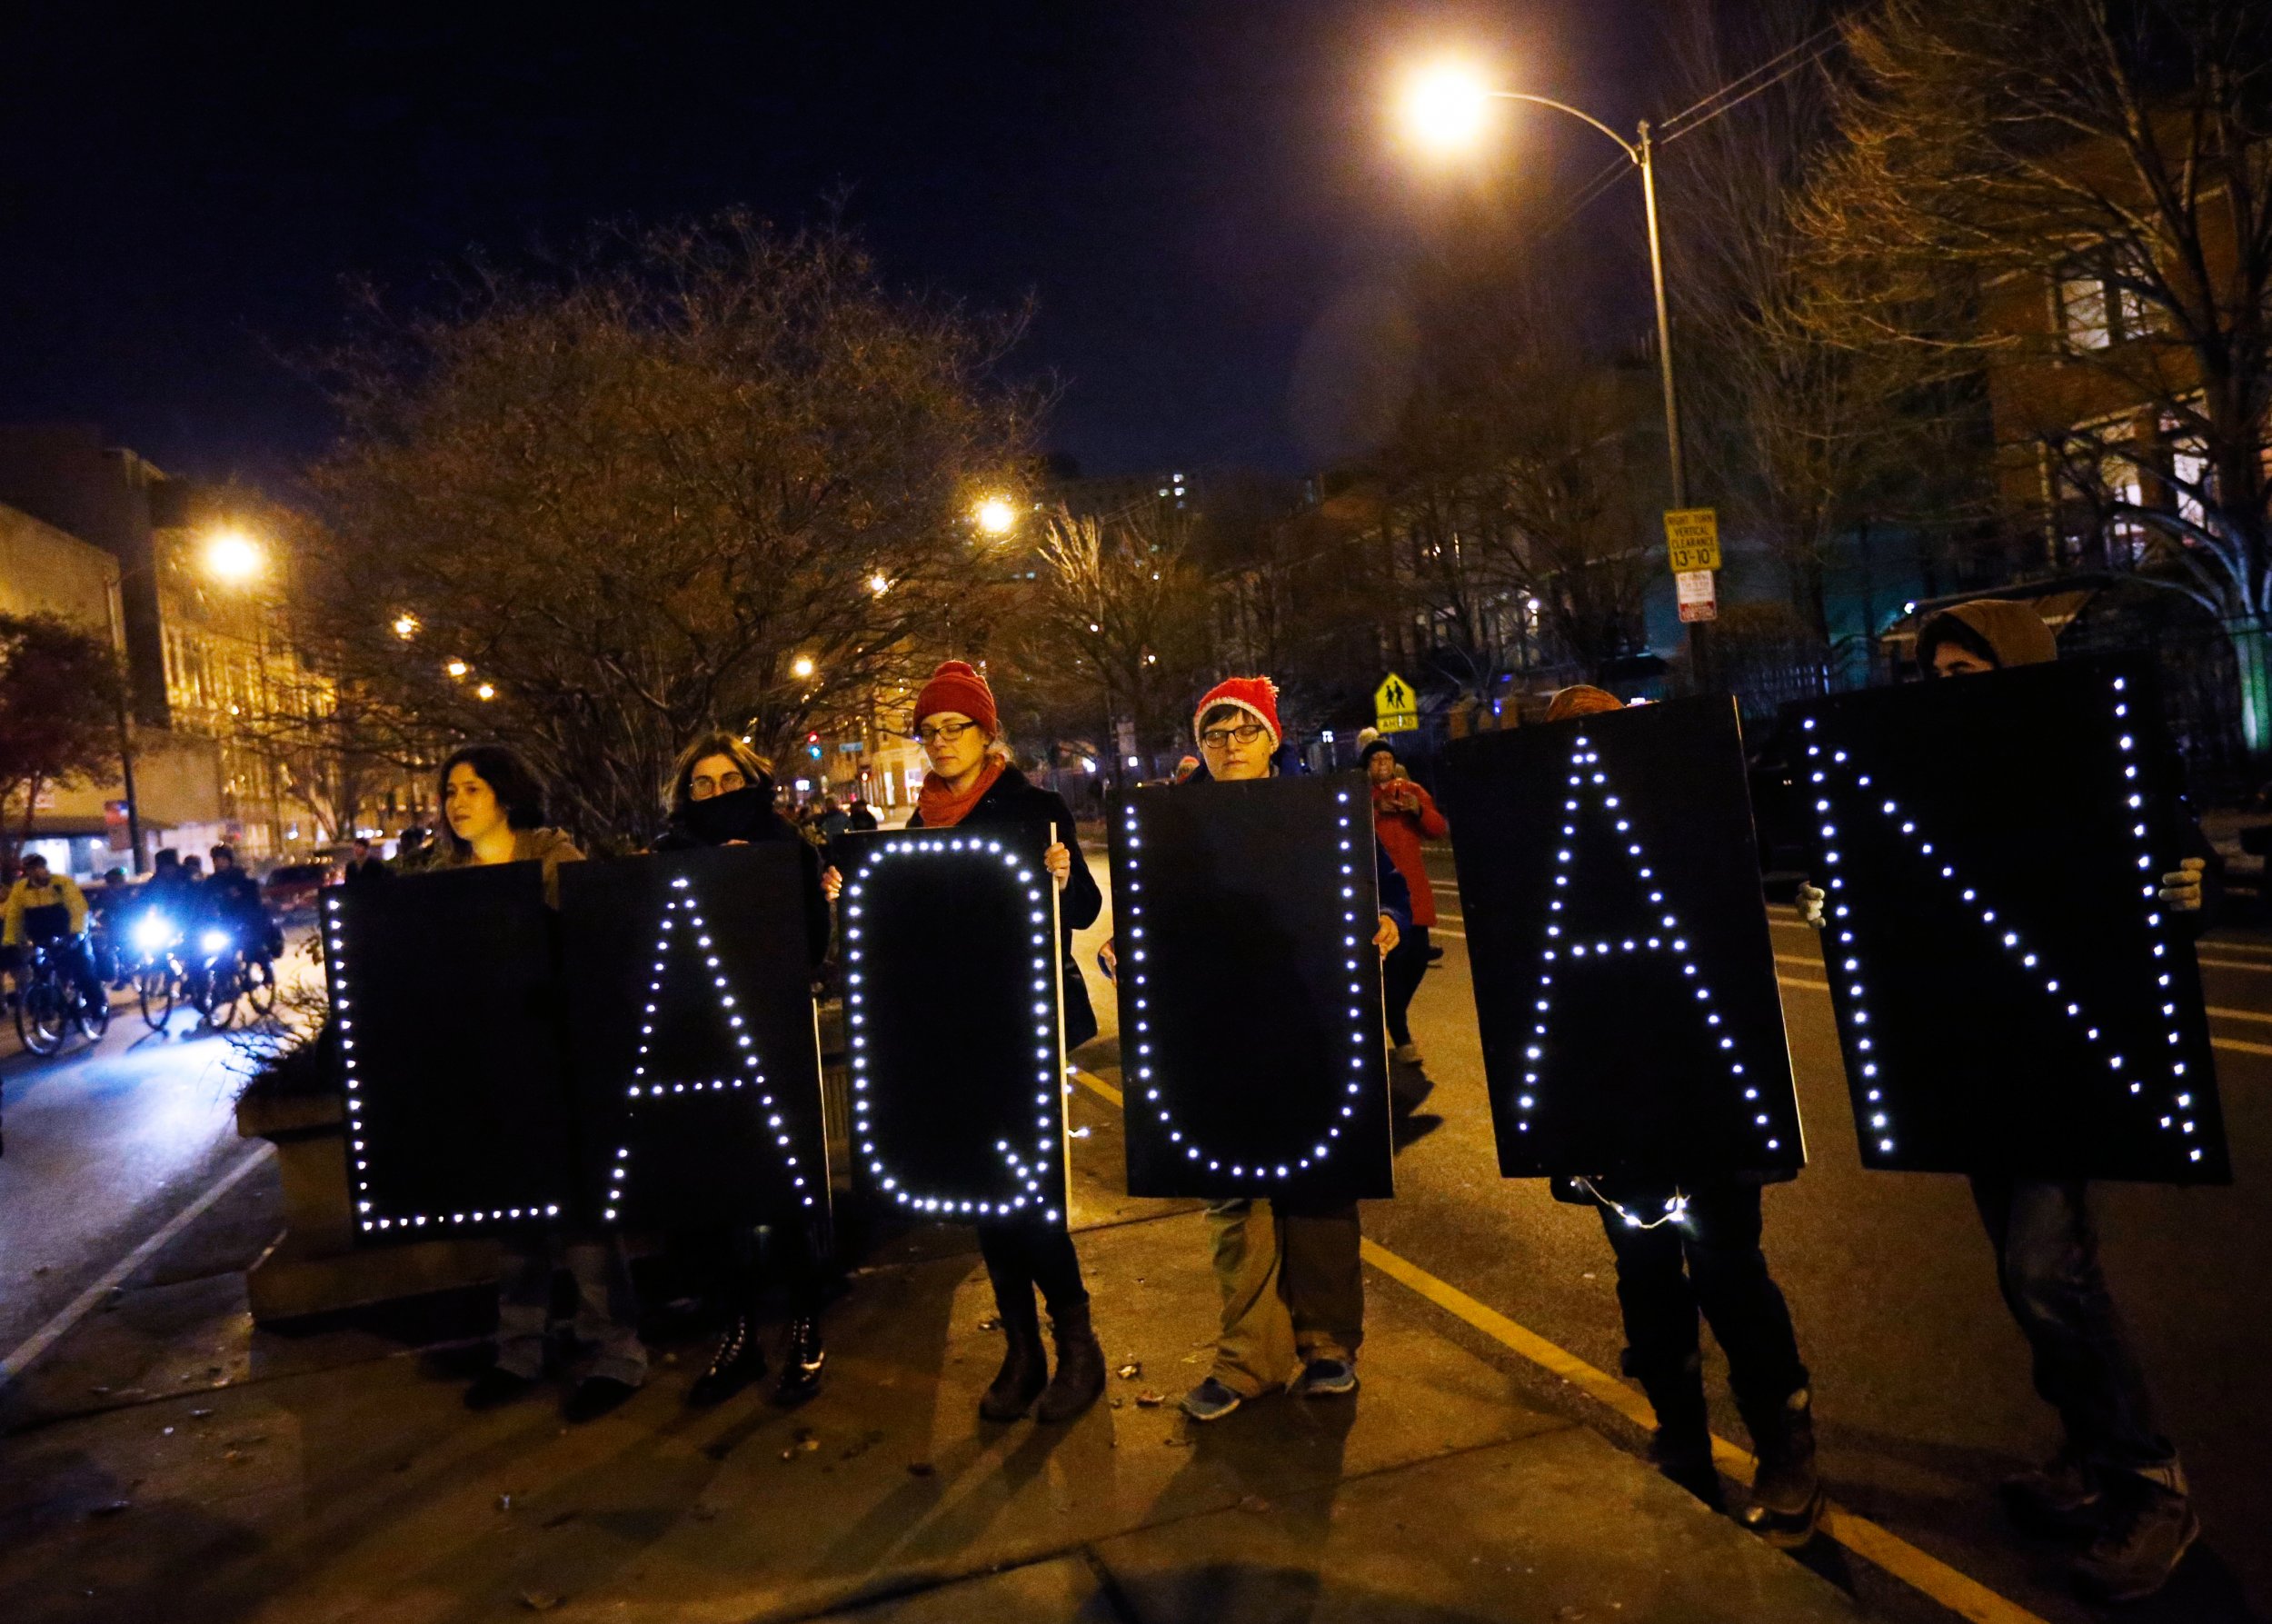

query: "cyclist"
left=3, top=852, right=104, bottom=1019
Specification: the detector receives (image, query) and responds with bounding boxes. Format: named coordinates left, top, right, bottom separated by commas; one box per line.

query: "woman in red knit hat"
left=899, top=659, right=1111, bottom=1423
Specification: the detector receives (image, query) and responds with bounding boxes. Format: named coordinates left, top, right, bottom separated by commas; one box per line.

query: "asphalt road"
left=1346, top=849, right=2271, bottom=1624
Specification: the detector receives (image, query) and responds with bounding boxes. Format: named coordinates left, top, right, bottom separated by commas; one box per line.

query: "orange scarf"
left=915, top=757, right=1007, bottom=829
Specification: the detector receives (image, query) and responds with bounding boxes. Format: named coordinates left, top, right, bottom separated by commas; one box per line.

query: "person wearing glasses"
left=654, top=732, right=836, bottom=1407
left=890, top=660, right=1110, bottom=1423
left=1135, top=677, right=1408, bottom=1424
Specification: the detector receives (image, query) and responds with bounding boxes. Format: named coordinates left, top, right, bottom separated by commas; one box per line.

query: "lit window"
left=2060, top=274, right=2109, bottom=350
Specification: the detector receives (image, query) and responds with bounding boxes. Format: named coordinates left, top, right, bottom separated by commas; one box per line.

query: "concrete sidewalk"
left=0, top=1075, right=1860, bottom=1623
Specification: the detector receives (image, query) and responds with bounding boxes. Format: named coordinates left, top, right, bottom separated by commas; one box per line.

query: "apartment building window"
left=2059, top=272, right=2110, bottom=350
left=2058, top=249, right=2155, bottom=352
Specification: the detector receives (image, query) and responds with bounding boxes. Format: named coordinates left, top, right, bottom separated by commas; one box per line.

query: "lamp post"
left=1399, top=65, right=1705, bottom=672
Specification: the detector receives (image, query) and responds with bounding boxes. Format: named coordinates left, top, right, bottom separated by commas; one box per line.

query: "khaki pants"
left=1206, top=1199, right=1363, bottom=1396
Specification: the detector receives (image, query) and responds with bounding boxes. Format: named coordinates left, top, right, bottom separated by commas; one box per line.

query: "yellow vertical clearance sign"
left=1663, top=507, right=1721, bottom=573
left=1374, top=673, right=1418, bottom=734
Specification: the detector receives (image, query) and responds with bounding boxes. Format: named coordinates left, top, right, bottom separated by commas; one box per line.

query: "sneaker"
left=1290, top=1358, right=1359, bottom=1398
left=2001, top=1450, right=2102, bottom=1532
left=563, top=1375, right=641, bottom=1424
left=1181, top=1378, right=1246, bottom=1421
left=463, top=1367, right=539, bottom=1410
left=2073, top=1484, right=2198, bottom=1602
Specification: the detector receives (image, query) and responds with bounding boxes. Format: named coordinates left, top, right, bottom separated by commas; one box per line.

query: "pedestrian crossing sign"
left=1375, top=673, right=1418, bottom=735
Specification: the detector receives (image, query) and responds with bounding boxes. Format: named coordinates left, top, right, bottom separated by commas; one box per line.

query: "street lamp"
left=474, top=682, right=497, bottom=702
left=392, top=613, right=420, bottom=641
left=792, top=654, right=817, bottom=680
left=972, top=496, right=1017, bottom=537
left=1396, top=60, right=1689, bottom=509
left=445, top=658, right=470, bottom=680
left=203, top=528, right=265, bottom=584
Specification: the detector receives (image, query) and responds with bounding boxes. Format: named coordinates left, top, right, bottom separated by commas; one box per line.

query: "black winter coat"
left=910, top=765, right=1103, bottom=1048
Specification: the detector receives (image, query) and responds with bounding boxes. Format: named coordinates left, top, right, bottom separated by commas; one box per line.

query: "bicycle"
left=10, top=939, right=111, bottom=1056
left=128, top=909, right=187, bottom=1031
left=189, top=928, right=277, bottom=1029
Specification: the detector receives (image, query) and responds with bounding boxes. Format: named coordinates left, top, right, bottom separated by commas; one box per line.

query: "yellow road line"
left=2198, top=956, right=2272, bottom=973
left=2213, top=1035, right=2272, bottom=1057
left=1066, top=1066, right=2049, bottom=1624
left=1432, top=927, right=1466, bottom=941
left=2207, top=1003, right=2272, bottom=1025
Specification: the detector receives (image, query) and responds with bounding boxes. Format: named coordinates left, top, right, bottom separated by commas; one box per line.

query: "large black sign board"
left=1440, top=697, right=1804, bottom=1184
left=1108, top=774, right=1395, bottom=1201
left=324, top=863, right=575, bottom=1239
left=1786, top=657, right=2227, bottom=1182
left=835, top=825, right=1070, bottom=1220
left=558, top=846, right=828, bottom=1230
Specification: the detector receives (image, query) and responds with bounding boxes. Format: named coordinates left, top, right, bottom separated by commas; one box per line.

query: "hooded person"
left=653, top=732, right=835, bottom=1408
left=896, top=660, right=1111, bottom=1425
left=1799, top=603, right=2207, bottom=1600
left=1143, top=677, right=1411, bottom=1425
left=1537, top=684, right=1824, bottom=1545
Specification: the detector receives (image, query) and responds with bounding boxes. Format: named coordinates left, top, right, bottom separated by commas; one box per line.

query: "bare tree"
left=302, top=212, right=1037, bottom=846
left=1802, top=0, right=2272, bottom=742
left=0, top=613, right=126, bottom=862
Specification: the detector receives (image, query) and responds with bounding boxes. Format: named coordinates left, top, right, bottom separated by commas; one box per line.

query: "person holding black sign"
left=1543, top=685, right=1822, bottom=1545
left=897, top=660, right=1110, bottom=1424
left=1151, top=677, right=1409, bottom=1423
left=1799, top=601, right=2204, bottom=1599
left=440, top=744, right=649, bottom=1423
left=1361, top=736, right=1449, bottom=1093
left=653, top=731, right=835, bottom=1408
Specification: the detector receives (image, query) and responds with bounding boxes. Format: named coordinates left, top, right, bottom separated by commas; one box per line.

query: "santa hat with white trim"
left=1192, top=675, right=1282, bottom=750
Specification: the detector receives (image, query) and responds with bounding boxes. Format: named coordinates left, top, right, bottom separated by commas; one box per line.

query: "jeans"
left=977, top=1214, right=1089, bottom=1326
left=1968, top=1176, right=2180, bottom=1487
left=1591, top=1181, right=1808, bottom=1412
left=495, top=1233, right=647, bottom=1385
left=1382, top=925, right=1431, bottom=1049
left=1206, top=1198, right=1363, bottom=1396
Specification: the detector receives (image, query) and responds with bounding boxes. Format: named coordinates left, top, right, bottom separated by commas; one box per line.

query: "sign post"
left=1374, top=673, right=1418, bottom=735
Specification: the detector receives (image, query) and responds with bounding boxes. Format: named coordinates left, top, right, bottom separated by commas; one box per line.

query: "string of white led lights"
left=842, top=836, right=1063, bottom=1222
left=1799, top=673, right=2204, bottom=1166
left=1520, top=733, right=1790, bottom=1210
left=326, top=892, right=563, bottom=1234
left=1117, top=787, right=1376, bottom=1181
left=603, top=874, right=813, bottom=1223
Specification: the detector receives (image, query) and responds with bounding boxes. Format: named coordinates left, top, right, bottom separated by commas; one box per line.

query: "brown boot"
left=979, top=1296, right=1048, bottom=1422
left=1034, top=1300, right=1104, bottom=1423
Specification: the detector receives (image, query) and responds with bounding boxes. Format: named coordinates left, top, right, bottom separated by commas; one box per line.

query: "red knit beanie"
left=1193, top=676, right=1281, bottom=749
left=913, top=660, right=998, bottom=734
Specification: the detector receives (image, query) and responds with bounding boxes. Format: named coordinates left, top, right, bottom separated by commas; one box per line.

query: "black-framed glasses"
left=1199, top=722, right=1269, bottom=749
left=690, top=770, right=747, bottom=800
left=917, top=719, right=983, bottom=745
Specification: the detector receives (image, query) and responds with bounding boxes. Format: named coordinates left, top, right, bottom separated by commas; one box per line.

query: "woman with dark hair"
left=654, top=730, right=836, bottom=1406
left=889, top=660, right=1109, bottom=1424
left=441, top=745, right=647, bottom=1422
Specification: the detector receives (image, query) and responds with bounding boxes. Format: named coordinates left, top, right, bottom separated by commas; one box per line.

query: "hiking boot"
left=2074, top=1482, right=2198, bottom=1603
left=979, top=1299, right=1048, bottom=1422
left=1738, top=1387, right=1824, bottom=1549
left=1640, top=1367, right=1722, bottom=1510
left=772, top=1316, right=826, bottom=1407
left=1290, top=1357, right=1359, bottom=1398
left=2001, top=1448, right=2102, bottom=1533
left=1181, top=1378, right=1245, bottom=1422
left=686, top=1313, right=767, bottom=1407
left=1034, top=1301, right=1105, bottom=1423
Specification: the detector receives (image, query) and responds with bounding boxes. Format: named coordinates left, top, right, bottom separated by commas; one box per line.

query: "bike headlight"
left=134, top=914, right=172, bottom=950
left=200, top=929, right=232, bottom=955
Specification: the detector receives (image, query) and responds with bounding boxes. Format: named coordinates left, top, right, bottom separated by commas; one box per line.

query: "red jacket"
left=1370, top=780, right=1448, bottom=928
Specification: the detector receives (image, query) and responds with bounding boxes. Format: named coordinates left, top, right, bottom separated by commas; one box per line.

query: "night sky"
left=0, top=2, right=1663, bottom=488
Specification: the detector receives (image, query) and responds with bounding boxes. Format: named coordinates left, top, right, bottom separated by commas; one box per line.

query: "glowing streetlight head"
left=1400, top=60, right=1497, bottom=154
left=474, top=682, right=497, bottom=702
left=792, top=655, right=816, bottom=680
left=973, top=495, right=1017, bottom=536
left=445, top=659, right=469, bottom=680
left=392, top=613, right=420, bottom=641
left=204, top=529, right=264, bottom=583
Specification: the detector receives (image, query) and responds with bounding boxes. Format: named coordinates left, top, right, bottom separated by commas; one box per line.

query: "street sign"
left=1374, top=673, right=1418, bottom=734
left=1676, top=569, right=1718, bottom=624
left=1664, top=507, right=1721, bottom=573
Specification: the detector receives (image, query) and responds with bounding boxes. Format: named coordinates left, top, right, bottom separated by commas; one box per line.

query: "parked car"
left=261, top=861, right=338, bottom=921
